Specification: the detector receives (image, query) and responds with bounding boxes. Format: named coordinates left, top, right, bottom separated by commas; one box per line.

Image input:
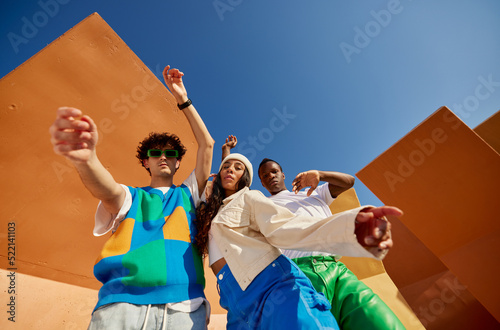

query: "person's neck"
left=270, top=187, right=287, bottom=195
left=149, top=176, right=174, bottom=188
left=224, top=189, right=237, bottom=197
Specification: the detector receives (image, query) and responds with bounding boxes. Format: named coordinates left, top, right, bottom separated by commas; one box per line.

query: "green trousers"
left=292, top=255, right=405, bottom=330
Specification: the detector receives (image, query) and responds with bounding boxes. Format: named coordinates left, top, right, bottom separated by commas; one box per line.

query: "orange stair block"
left=357, top=106, right=500, bottom=328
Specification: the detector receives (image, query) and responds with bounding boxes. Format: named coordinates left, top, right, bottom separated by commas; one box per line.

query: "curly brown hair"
left=136, top=132, right=187, bottom=175
left=194, top=168, right=251, bottom=257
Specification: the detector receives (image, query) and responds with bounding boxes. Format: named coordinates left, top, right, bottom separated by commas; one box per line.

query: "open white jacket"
left=211, top=187, right=376, bottom=291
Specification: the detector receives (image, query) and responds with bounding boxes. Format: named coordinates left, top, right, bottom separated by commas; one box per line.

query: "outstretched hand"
left=223, top=135, right=238, bottom=149
left=355, top=206, right=402, bottom=259
left=49, top=107, right=98, bottom=163
left=163, top=65, right=188, bottom=104
left=292, top=170, right=320, bottom=196
left=221, top=135, right=238, bottom=161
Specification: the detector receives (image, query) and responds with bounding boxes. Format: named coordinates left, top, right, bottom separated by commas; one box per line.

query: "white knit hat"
left=219, top=153, right=253, bottom=186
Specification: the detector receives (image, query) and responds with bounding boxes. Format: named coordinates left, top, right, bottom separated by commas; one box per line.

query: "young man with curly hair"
left=50, top=66, right=214, bottom=329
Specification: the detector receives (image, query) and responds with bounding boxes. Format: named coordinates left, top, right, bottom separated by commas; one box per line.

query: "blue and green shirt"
left=93, top=172, right=205, bottom=311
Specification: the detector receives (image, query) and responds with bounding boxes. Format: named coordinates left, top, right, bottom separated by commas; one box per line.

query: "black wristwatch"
left=177, top=99, right=192, bottom=110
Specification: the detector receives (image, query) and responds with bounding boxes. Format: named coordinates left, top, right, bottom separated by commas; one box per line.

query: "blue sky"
left=2, top=0, right=500, bottom=206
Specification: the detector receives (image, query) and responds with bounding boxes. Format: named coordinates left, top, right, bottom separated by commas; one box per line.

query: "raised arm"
left=221, top=135, right=237, bottom=160
left=292, top=170, right=355, bottom=197
left=49, top=107, right=125, bottom=214
left=163, top=66, right=214, bottom=195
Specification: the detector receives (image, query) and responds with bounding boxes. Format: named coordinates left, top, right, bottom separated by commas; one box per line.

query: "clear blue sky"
left=2, top=0, right=499, bottom=206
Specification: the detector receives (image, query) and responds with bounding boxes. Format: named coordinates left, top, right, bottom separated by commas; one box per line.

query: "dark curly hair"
left=194, top=167, right=251, bottom=257
left=136, top=132, right=187, bottom=175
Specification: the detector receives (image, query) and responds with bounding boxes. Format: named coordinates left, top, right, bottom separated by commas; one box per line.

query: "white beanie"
left=219, top=153, right=253, bottom=186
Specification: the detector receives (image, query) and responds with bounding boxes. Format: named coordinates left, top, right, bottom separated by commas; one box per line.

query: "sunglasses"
left=147, top=149, right=179, bottom=158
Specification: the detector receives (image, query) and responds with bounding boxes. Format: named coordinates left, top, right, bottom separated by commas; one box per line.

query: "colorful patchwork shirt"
left=92, top=171, right=205, bottom=311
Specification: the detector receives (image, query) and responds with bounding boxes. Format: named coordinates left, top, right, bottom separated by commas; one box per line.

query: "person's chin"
left=269, top=187, right=281, bottom=194
left=270, top=182, right=281, bottom=189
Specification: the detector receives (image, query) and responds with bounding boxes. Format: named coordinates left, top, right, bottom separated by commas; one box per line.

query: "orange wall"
left=357, top=106, right=500, bottom=328
left=0, top=12, right=197, bottom=288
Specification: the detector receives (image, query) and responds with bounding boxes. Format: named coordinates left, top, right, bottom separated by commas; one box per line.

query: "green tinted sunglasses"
left=147, top=149, right=179, bottom=158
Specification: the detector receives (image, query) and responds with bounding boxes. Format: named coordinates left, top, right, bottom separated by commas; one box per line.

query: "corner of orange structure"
left=473, top=109, right=500, bottom=154
left=357, top=106, right=500, bottom=328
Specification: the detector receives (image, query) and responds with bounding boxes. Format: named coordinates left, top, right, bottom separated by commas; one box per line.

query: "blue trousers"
left=217, top=255, right=339, bottom=330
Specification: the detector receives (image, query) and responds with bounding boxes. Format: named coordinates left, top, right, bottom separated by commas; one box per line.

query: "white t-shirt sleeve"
left=93, top=184, right=132, bottom=236
left=183, top=170, right=202, bottom=208
left=308, top=182, right=335, bottom=205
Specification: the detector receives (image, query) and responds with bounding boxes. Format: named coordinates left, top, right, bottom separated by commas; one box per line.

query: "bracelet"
left=177, top=99, right=192, bottom=110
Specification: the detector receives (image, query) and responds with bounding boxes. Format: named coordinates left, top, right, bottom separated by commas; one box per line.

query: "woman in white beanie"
left=195, top=153, right=338, bottom=329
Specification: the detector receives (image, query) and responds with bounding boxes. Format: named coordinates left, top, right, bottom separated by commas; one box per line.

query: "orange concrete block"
left=357, top=106, right=500, bottom=324
left=0, top=269, right=98, bottom=329
left=474, top=110, right=500, bottom=153
left=382, top=214, right=498, bottom=329
left=0, top=12, right=196, bottom=288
